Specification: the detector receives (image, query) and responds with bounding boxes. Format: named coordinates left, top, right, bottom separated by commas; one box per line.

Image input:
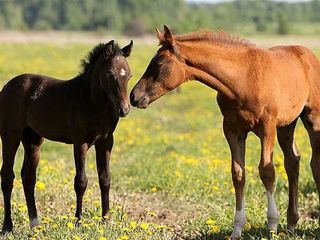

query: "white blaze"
left=120, top=68, right=126, bottom=76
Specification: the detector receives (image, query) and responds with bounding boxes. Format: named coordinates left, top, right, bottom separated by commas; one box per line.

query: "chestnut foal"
left=130, top=26, right=320, bottom=238
left=0, top=40, right=133, bottom=233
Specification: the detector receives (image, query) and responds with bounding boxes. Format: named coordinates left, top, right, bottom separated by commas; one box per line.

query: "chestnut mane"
left=175, top=30, right=255, bottom=47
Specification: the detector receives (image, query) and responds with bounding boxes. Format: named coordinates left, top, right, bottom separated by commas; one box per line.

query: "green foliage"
left=277, top=12, right=290, bottom=35
left=0, top=0, right=319, bottom=35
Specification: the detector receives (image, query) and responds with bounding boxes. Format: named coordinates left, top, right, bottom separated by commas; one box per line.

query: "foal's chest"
left=216, top=93, right=261, bottom=130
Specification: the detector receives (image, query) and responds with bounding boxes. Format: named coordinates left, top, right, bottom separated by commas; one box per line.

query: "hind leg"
left=21, top=128, right=43, bottom=228
left=1, top=134, right=20, bottom=233
left=73, top=143, right=88, bottom=221
left=277, top=119, right=300, bottom=232
left=301, top=109, right=320, bottom=223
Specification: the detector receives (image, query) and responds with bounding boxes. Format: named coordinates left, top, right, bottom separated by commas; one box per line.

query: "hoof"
left=0, top=230, right=11, bottom=236
left=75, top=218, right=82, bottom=227
left=102, top=212, right=112, bottom=223
left=230, top=227, right=242, bottom=240
left=287, top=224, right=295, bottom=233
left=267, top=215, right=279, bottom=233
left=230, top=233, right=242, bottom=240
left=30, top=218, right=40, bottom=228
left=267, top=223, right=278, bottom=233
left=1, top=222, right=13, bottom=234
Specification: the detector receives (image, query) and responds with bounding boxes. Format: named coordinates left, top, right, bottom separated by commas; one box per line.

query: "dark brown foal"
left=0, top=40, right=133, bottom=233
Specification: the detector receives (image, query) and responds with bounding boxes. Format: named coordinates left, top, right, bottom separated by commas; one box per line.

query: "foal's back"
left=0, top=73, right=73, bottom=140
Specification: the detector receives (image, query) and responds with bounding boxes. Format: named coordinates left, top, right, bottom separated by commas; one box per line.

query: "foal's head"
left=85, top=40, right=133, bottom=117
left=130, top=26, right=186, bottom=109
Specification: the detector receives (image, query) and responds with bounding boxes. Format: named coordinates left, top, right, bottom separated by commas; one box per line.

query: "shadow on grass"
left=188, top=226, right=320, bottom=240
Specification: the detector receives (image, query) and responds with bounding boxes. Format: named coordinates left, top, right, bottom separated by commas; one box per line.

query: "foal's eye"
left=155, top=62, right=162, bottom=68
left=106, top=71, right=116, bottom=80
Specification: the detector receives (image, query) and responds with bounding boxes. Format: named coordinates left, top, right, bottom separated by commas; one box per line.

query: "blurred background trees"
left=0, top=0, right=319, bottom=35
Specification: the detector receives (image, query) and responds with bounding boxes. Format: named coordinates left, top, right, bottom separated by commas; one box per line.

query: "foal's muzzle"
left=130, top=91, right=149, bottom=109
left=119, top=105, right=130, bottom=117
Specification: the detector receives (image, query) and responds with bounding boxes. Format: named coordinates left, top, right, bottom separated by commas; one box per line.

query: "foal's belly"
left=276, top=101, right=306, bottom=127
left=275, top=79, right=309, bottom=127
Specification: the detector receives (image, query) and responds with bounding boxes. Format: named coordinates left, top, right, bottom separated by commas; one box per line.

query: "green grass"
left=0, top=41, right=319, bottom=239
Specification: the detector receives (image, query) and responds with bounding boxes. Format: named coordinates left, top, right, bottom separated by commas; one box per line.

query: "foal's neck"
left=76, top=69, right=111, bottom=112
left=180, top=41, right=252, bottom=100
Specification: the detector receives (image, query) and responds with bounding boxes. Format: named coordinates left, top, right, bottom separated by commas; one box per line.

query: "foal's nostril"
left=119, top=105, right=130, bottom=117
left=130, top=92, right=138, bottom=106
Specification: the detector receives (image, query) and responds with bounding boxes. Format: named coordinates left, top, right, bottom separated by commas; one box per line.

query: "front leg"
left=73, top=143, right=89, bottom=221
left=95, top=134, right=113, bottom=218
left=223, top=119, right=248, bottom=239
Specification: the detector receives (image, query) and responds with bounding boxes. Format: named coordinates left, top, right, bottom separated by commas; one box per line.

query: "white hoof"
left=267, top=216, right=279, bottom=233
left=287, top=224, right=295, bottom=233
left=30, top=218, right=40, bottom=228
left=230, top=229, right=242, bottom=239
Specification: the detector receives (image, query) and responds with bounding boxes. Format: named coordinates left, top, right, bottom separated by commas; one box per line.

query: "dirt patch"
left=111, top=191, right=204, bottom=227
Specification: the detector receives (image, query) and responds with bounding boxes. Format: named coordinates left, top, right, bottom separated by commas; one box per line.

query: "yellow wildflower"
left=67, top=222, right=74, bottom=229
left=118, top=236, right=129, bottom=240
left=140, top=223, right=149, bottom=230
left=206, top=219, right=216, bottom=225
left=210, top=225, right=220, bottom=233
left=36, top=181, right=46, bottom=190
left=18, top=204, right=28, bottom=212
left=244, top=222, right=251, bottom=231
left=130, top=221, right=137, bottom=229
left=212, top=185, right=220, bottom=191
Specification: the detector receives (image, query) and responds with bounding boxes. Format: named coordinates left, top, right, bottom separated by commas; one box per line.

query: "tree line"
left=0, top=0, right=320, bottom=35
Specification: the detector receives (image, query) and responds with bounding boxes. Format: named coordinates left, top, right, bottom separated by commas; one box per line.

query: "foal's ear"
left=105, top=40, right=115, bottom=57
left=163, top=25, right=174, bottom=46
left=156, top=25, right=175, bottom=46
left=156, top=28, right=165, bottom=44
left=122, top=40, right=133, bottom=57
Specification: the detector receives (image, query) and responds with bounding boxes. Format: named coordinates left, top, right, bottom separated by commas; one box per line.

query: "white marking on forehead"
left=115, top=56, right=121, bottom=60
left=120, top=68, right=126, bottom=76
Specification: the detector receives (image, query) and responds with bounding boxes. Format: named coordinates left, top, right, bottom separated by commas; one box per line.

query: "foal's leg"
left=1, top=134, right=20, bottom=233
left=258, top=121, right=280, bottom=232
left=95, top=134, right=113, bottom=218
left=21, top=128, right=43, bottom=228
left=277, top=120, right=300, bottom=232
left=223, top=120, right=248, bottom=239
left=73, top=143, right=89, bottom=221
left=301, top=111, right=320, bottom=223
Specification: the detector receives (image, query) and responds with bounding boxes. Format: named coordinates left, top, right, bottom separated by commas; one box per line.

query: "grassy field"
left=0, top=41, right=319, bottom=240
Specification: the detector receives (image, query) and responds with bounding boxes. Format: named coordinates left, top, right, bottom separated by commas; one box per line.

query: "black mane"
left=79, top=42, right=122, bottom=75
